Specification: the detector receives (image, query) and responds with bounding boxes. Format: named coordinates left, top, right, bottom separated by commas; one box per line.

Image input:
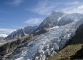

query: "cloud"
left=0, top=34, right=8, bottom=37
left=0, top=28, right=16, bottom=34
left=31, top=0, right=83, bottom=15
left=32, top=0, right=57, bottom=15
left=64, top=1, right=79, bottom=5
left=6, top=0, right=23, bottom=6
left=24, top=18, right=43, bottom=26
left=61, top=1, right=83, bottom=14
left=62, top=5, right=83, bottom=14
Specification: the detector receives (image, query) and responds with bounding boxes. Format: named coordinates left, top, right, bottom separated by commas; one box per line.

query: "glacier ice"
left=10, top=13, right=83, bottom=60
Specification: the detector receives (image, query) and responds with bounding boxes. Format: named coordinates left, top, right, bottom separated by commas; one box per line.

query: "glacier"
left=9, top=12, right=83, bottom=60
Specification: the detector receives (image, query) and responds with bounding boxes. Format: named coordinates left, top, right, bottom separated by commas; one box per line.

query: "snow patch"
left=49, top=26, right=59, bottom=30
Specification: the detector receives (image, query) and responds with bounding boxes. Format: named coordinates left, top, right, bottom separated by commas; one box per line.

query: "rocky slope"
left=5, top=26, right=37, bottom=40
left=0, top=34, right=36, bottom=60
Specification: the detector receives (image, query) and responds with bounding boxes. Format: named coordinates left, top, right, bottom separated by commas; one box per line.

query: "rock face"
left=8, top=12, right=83, bottom=60
left=5, top=26, right=37, bottom=40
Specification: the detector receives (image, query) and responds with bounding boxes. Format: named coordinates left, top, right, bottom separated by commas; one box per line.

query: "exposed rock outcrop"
left=0, top=35, right=34, bottom=59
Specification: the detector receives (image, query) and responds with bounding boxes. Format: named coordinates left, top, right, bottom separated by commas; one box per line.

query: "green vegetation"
left=71, top=45, right=83, bottom=59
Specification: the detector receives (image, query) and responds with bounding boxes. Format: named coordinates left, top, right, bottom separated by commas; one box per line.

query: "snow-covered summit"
left=34, top=11, right=83, bottom=34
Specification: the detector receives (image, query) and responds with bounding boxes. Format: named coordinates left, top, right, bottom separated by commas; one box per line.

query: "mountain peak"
left=4, top=26, right=37, bottom=40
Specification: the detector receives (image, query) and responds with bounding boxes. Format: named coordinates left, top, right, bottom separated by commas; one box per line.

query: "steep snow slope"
left=10, top=12, right=83, bottom=60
